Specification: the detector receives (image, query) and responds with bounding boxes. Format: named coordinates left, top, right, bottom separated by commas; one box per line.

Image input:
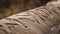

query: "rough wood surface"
left=0, top=1, right=60, bottom=34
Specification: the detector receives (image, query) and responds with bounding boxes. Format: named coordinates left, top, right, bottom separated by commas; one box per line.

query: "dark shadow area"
left=0, top=0, right=51, bottom=19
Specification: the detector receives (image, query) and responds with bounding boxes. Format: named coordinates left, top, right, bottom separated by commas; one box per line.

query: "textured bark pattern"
left=0, top=1, right=60, bottom=34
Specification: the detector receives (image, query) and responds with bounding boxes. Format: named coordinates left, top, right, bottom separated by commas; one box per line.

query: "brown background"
left=0, top=0, right=51, bottom=19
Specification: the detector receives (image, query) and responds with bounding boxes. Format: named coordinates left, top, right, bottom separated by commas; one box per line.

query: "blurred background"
left=0, top=0, right=51, bottom=19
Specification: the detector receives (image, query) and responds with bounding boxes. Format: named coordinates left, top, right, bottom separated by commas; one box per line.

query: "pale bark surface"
left=0, top=1, right=60, bottom=34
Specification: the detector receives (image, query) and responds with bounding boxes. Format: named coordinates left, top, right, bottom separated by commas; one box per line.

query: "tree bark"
left=0, top=1, right=60, bottom=34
